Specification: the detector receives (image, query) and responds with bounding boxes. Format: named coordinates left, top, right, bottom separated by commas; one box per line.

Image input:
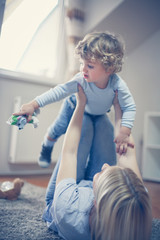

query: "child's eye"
left=88, top=65, right=94, bottom=69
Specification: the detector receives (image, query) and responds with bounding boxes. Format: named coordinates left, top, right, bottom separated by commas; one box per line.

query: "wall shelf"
left=146, top=144, right=160, bottom=149
left=142, top=112, right=160, bottom=182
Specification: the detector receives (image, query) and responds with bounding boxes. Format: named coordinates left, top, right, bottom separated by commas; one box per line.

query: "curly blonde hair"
left=75, top=31, right=125, bottom=73
left=90, top=166, right=152, bottom=240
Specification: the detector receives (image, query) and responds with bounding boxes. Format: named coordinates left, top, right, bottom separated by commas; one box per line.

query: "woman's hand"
left=114, top=131, right=130, bottom=154
left=114, top=126, right=134, bottom=155
left=113, top=90, right=119, bottom=106
left=76, top=84, right=87, bottom=108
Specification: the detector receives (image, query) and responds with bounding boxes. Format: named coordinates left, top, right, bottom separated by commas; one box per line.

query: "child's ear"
left=107, top=66, right=115, bottom=74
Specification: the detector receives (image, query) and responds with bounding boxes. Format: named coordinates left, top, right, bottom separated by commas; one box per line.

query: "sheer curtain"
left=0, top=0, right=6, bottom=35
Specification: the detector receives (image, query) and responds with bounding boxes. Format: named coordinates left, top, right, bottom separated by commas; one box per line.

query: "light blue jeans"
left=45, top=95, right=116, bottom=205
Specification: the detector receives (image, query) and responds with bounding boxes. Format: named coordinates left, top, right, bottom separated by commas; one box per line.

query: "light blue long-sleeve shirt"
left=42, top=178, right=94, bottom=240
left=35, top=72, right=136, bottom=128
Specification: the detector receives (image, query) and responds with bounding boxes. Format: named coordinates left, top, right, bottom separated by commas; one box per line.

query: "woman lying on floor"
left=42, top=86, right=152, bottom=240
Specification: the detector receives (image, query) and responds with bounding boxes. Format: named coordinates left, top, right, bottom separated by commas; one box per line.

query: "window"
left=0, top=0, right=64, bottom=83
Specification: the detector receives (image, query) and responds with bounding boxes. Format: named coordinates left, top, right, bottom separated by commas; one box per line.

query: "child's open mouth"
left=84, top=74, right=88, bottom=79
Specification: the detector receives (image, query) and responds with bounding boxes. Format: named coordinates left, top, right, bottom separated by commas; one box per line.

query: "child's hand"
left=114, top=132, right=129, bottom=154
left=77, top=84, right=87, bottom=107
left=114, top=127, right=134, bottom=155
left=13, top=100, right=39, bottom=122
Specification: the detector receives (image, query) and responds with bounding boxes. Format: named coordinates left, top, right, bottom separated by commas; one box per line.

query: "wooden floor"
left=0, top=175, right=160, bottom=219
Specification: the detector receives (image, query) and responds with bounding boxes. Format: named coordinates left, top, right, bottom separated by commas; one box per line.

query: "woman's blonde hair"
left=90, top=166, right=152, bottom=240
left=75, top=31, right=125, bottom=73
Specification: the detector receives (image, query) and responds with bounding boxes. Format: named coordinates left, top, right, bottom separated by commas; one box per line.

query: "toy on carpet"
left=6, top=109, right=40, bottom=130
left=0, top=178, right=24, bottom=200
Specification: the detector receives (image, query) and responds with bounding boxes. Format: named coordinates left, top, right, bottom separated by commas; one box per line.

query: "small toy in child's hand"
left=6, top=109, right=40, bottom=130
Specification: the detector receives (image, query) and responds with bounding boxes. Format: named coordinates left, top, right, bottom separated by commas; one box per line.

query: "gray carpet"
left=0, top=181, right=160, bottom=240
left=0, top=182, right=62, bottom=240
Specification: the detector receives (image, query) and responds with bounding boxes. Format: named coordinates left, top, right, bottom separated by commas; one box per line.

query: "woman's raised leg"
left=85, top=114, right=116, bottom=181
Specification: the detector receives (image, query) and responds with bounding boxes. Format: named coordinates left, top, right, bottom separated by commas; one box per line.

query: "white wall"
left=0, top=75, right=63, bottom=175
left=121, top=30, right=160, bottom=169
left=84, top=0, right=124, bottom=34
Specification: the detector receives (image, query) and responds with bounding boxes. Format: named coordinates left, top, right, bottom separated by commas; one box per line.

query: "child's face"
left=80, top=58, right=110, bottom=88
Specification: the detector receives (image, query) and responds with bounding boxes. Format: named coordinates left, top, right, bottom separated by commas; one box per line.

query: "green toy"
left=7, top=110, right=39, bottom=130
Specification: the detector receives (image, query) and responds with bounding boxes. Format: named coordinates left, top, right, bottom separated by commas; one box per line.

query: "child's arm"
left=56, top=85, right=86, bottom=186
left=13, top=79, right=79, bottom=121
left=113, top=77, right=136, bottom=154
left=113, top=92, right=141, bottom=180
left=113, top=91, right=134, bottom=154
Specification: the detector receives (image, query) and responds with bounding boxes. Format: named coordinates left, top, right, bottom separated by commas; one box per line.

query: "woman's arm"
left=56, top=85, right=86, bottom=186
left=113, top=92, right=142, bottom=181
left=117, top=136, right=142, bottom=181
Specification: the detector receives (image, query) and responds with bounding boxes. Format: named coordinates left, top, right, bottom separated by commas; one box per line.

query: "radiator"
left=9, top=96, right=21, bottom=163
left=8, top=96, right=63, bottom=164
